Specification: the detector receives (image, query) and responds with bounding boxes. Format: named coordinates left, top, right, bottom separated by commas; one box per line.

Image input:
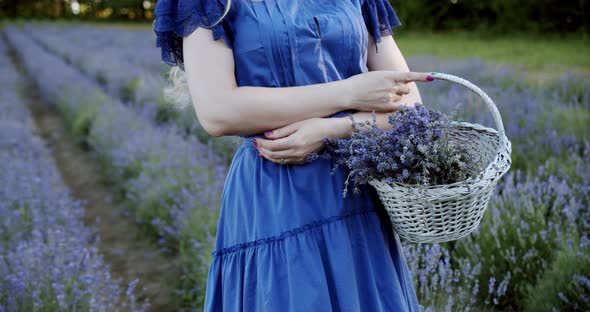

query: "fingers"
left=253, top=129, right=302, bottom=162
left=393, top=84, right=411, bottom=95
left=263, top=122, right=299, bottom=140
left=254, top=137, right=310, bottom=165
left=385, top=92, right=403, bottom=103
left=256, top=145, right=305, bottom=165
left=257, top=145, right=295, bottom=159
left=389, top=72, right=435, bottom=84
left=254, top=136, right=293, bottom=151
left=383, top=87, right=406, bottom=104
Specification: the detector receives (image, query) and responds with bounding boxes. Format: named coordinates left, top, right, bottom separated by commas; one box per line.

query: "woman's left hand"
left=253, top=117, right=347, bottom=165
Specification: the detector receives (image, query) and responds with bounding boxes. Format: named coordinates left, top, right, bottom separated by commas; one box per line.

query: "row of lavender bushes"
left=406, top=166, right=590, bottom=311
left=7, top=23, right=590, bottom=310
left=3, top=27, right=227, bottom=309
left=0, top=37, right=148, bottom=311
left=23, top=23, right=242, bottom=165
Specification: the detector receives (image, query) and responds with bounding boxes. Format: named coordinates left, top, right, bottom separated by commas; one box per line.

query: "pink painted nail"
left=426, top=75, right=435, bottom=82
left=264, top=131, right=273, bottom=136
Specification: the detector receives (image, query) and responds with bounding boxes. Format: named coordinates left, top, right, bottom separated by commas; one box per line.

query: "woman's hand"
left=253, top=117, right=349, bottom=165
left=344, top=71, right=433, bottom=112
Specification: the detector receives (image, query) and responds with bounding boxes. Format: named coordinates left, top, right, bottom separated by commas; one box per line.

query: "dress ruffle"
left=153, top=0, right=233, bottom=70
left=361, top=0, right=402, bottom=49
left=204, top=209, right=419, bottom=311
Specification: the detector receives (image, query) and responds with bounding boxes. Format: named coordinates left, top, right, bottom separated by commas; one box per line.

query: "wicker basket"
left=368, top=72, right=512, bottom=244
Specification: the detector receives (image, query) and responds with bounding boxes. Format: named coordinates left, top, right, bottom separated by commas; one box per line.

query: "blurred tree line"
left=0, top=0, right=588, bottom=34
left=393, top=0, right=588, bottom=34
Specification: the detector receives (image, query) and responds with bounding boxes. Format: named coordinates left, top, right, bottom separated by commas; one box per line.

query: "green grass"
left=395, top=31, right=590, bottom=81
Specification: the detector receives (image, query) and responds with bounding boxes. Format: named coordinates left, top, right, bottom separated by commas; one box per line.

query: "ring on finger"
left=279, top=158, right=285, bottom=165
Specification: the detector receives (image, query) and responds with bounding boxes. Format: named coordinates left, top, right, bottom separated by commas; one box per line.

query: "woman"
left=154, top=0, right=434, bottom=310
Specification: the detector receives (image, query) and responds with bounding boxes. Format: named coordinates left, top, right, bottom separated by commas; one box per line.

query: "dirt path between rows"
left=8, top=49, right=181, bottom=312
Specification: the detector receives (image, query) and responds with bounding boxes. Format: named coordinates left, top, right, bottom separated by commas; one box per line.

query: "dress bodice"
left=229, top=0, right=372, bottom=88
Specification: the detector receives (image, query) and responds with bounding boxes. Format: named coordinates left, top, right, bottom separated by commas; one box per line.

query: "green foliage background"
left=392, top=0, right=588, bottom=34
left=0, top=0, right=588, bottom=34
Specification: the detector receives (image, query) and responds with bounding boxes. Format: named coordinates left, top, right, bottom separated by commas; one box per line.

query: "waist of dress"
left=241, top=137, right=258, bottom=147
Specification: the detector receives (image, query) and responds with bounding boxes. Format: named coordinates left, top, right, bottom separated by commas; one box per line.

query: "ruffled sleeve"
left=361, top=0, right=402, bottom=50
left=153, top=0, right=233, bottom=70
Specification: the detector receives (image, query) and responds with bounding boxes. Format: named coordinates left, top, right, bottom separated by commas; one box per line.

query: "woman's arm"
left=331, top=33, right=425, bottom=136
left=183, top=27, right=429, bottom=137
left=184, top=28, right=351, bottom=137
left=255, top=33, right=432, bottom=165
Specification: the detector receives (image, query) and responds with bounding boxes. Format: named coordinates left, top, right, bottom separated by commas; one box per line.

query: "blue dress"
left=154, top=0, right=420, bottom=311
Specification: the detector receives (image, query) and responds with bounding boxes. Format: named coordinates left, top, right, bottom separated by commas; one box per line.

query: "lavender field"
left=0, top=34, right=148, bottom=311
left=1, top=23, right=589, bottom=311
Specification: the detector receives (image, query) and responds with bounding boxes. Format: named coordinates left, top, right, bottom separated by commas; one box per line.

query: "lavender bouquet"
left=322, top=104, right=484, bottom=197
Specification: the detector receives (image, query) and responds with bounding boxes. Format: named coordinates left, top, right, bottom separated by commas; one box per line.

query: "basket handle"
left=429, top=72, right=507, bottom=146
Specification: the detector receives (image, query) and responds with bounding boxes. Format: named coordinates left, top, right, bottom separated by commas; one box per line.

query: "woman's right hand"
left=344, top=71, right=434, bottom=112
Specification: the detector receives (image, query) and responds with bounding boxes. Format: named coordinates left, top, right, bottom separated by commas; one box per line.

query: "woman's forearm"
left=203, top=80, right=353, bottom=137
left=183, top=27, right=423, bottom=137
left=201, top=72, right=423, bottom=138
left=328, top=90, right=420, bottom=140
left=327, top=111, right=395, bottom=141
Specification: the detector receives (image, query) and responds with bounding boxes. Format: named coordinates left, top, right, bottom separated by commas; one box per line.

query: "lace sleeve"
left=153, top=0, right=233, bottom=70
left=361, top=0, right=402, bottom=47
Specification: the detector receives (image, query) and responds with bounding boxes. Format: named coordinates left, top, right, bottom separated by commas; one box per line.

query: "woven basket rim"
left=369, top=173, right=483, bottom=190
